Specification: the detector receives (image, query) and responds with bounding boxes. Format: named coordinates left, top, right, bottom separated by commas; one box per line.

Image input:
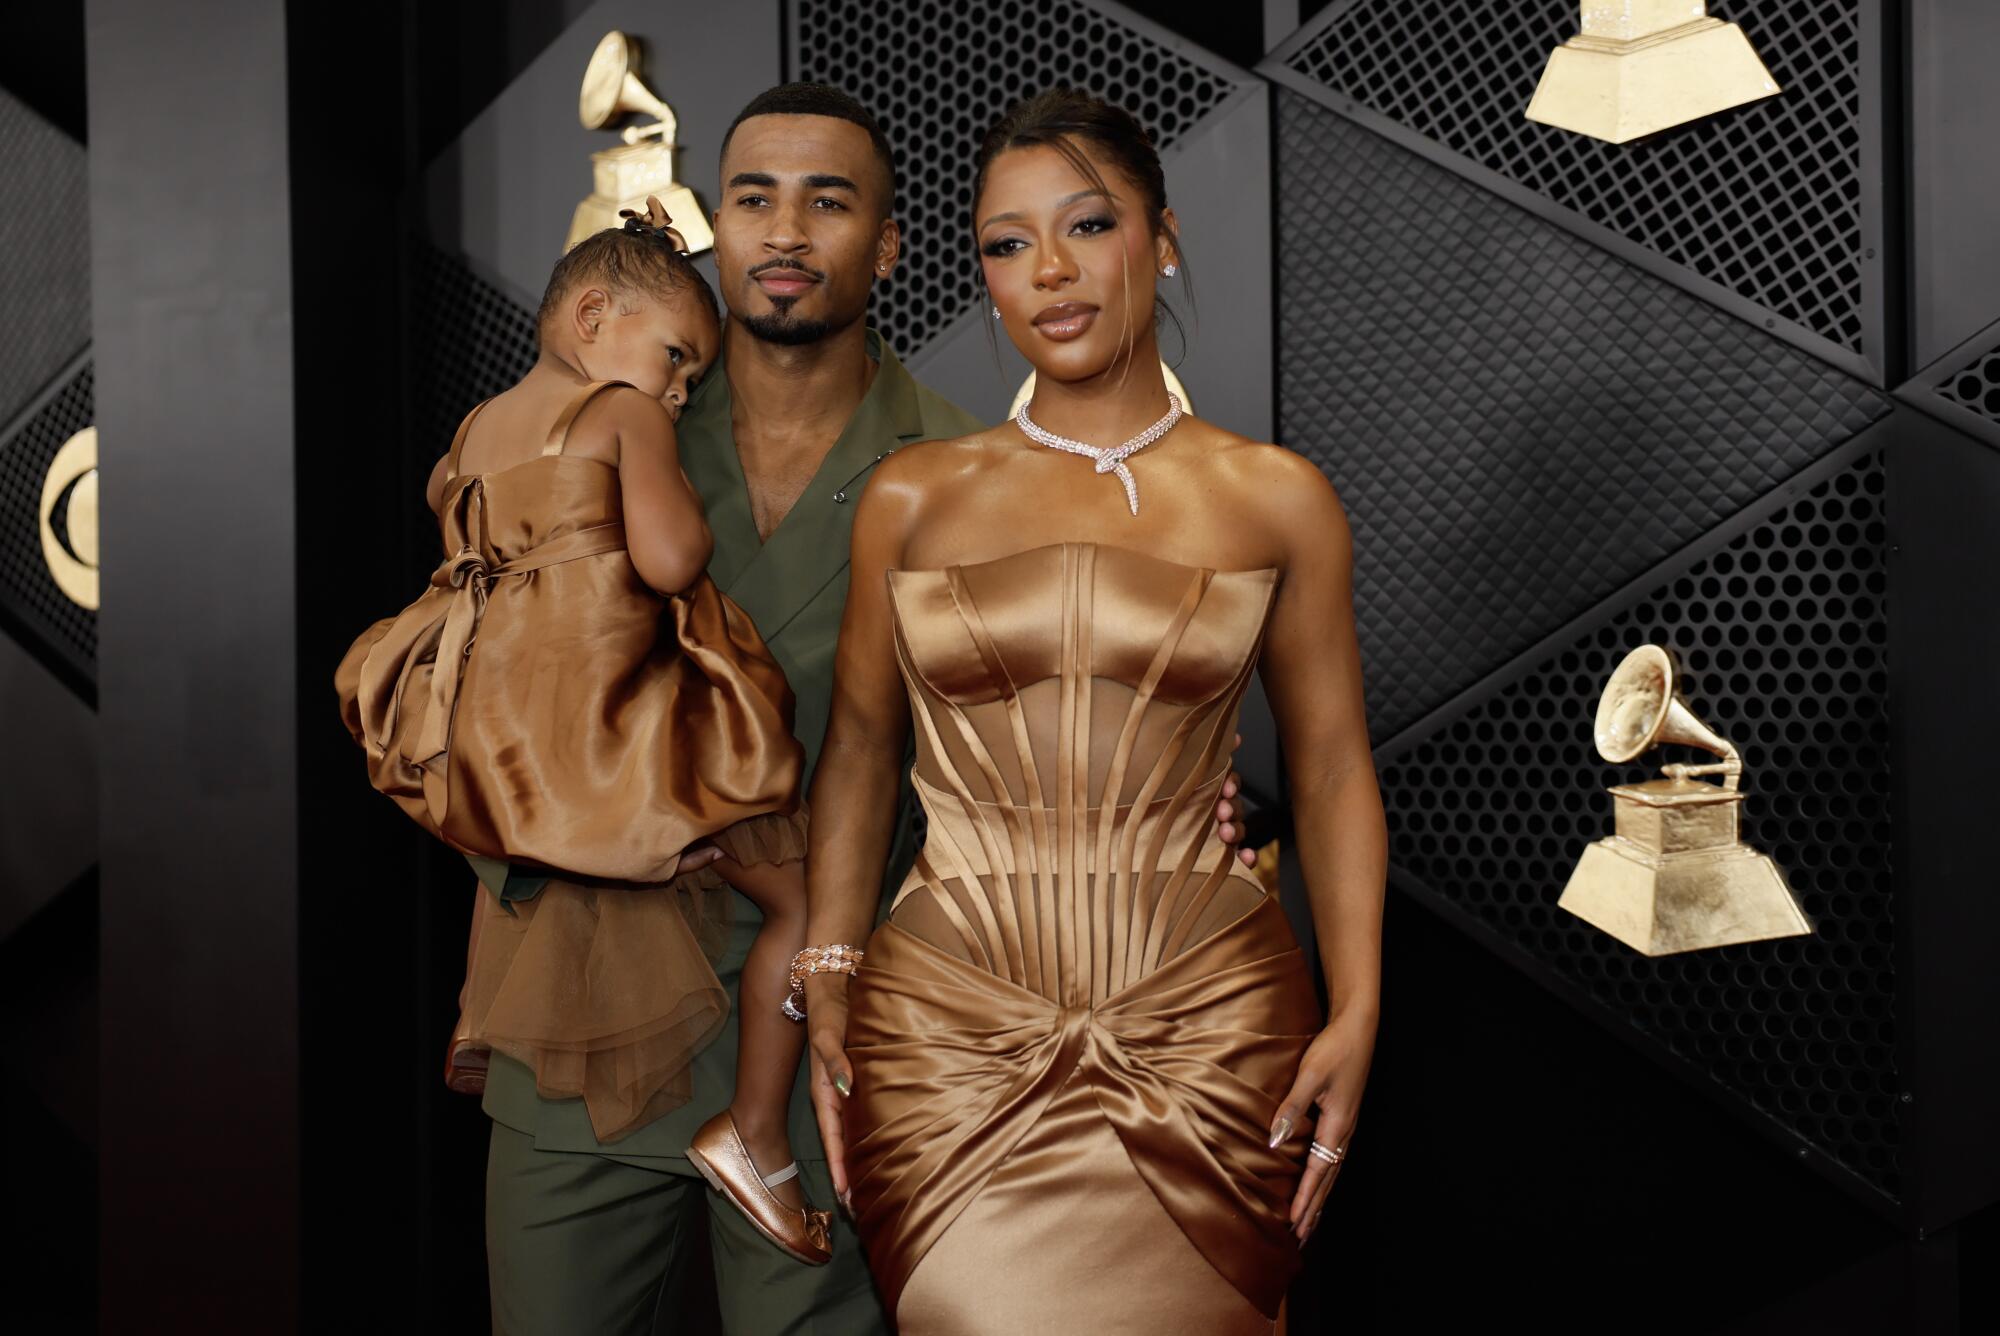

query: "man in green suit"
left=478, top=84, right=980, bottom=1335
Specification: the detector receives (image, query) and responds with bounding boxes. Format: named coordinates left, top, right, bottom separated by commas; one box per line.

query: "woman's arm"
left=800, top=454, right=923, bottom=1209
left=1251, top=447, right=1387, bottom=1244
left=609, top=389, right=714, bottom=594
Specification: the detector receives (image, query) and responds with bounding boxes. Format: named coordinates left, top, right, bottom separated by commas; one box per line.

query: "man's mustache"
left=746, top=258, right=827, bottom=282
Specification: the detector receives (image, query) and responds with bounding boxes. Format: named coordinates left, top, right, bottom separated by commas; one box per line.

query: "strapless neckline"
left=889, top=539, right=1278, bottom=583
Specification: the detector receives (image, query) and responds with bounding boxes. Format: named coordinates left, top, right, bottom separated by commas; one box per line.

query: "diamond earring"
left=993, top=305, right=1002, bottom=320
left=1162, top=263, right=1178, bottom=278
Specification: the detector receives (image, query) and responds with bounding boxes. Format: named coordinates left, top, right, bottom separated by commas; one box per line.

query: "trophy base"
left=1558, top=836, right=1814, bottom=956
left=567, top=181, right=713, bottom=254
left=1525, top=19, right=1780, bottom=143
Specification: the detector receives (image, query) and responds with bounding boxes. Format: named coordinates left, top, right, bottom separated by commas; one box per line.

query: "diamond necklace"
left=1014, top=392, right=1184, bottom=516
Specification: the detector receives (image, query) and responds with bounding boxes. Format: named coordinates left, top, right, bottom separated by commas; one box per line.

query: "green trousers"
left=474, top=795, right=919, bottom=1333
left=486, top=1122, right=884, bottom=1335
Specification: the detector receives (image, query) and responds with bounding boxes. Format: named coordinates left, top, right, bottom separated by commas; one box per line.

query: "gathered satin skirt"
left=844, top=889, right=1320, bottom=1334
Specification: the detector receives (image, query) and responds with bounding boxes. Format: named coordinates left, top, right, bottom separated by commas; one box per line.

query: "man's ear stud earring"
left=1163, top=264, right=1178, bottom=277
left=993, top=306, right=1002, bottom=320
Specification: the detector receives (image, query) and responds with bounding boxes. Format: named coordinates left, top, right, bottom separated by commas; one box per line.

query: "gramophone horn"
left=1594, top=643, right=1740, bottom=787
left=565, top=30, right=710, bottom=254
left=578, top=31, right=674, bottom=139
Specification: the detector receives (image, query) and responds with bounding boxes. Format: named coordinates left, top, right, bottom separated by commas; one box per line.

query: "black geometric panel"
left=0, top=364, right=95, bottom=682
left=1379, top=449, right=1898, bottom=1196
left=1932, top=337, right=2000, bottom=433
left=792, top=0, right=1243, bottom=356
left=1282, top=1, right=1868, bottom=352
left=412, top=244, right=538, bottom=459
left=1275, top=93, right=1888, bottom=742
left=0, top=88, right=90, bottom=431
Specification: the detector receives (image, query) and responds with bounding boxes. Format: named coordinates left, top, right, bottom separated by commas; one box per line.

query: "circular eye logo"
left=39, top=426, right=98, bottom=611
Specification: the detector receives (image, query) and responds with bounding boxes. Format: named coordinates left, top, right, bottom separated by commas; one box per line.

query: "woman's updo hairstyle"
left=971, top=88, right=1192, bottom=356
left=537, top=195, right=719, bottom=331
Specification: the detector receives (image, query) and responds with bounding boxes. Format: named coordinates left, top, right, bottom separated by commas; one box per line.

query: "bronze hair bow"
left=620, top=194, right=690, bottom=254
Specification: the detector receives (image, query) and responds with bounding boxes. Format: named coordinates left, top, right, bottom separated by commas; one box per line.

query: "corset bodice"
left=885, top=540, right=1280, bottom=1007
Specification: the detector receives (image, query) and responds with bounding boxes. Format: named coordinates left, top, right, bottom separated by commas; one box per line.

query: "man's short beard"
left=739, top=303, right=839, bottom=347
left=740, top=311, right=837, bottom=346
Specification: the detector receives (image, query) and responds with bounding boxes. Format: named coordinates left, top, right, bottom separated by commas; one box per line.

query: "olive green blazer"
left=479, top=328, right=983, bottom=1161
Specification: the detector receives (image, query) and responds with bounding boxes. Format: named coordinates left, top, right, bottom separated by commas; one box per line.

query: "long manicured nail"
left=834, top=1071, right=852, bottom=1097
left=1268, top=1115, right=1292, bottom=1148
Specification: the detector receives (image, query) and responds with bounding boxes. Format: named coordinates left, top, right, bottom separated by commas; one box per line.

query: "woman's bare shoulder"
left=871, top=425, right=1013, bottom=494
left=1192, top=429, right=1351, bottom=564
left=1200, top=430, right=1341, bottom=505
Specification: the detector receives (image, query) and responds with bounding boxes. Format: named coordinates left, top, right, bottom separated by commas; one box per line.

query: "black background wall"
left=0, top=2, right=1996, bottom=1332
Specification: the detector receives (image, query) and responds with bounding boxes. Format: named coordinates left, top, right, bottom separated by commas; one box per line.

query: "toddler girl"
left=335, top=198, right=830, bottom=1264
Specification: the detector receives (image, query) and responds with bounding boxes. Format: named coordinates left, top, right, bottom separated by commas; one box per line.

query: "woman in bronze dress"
left=796, top=91, right=1388, bottom=1331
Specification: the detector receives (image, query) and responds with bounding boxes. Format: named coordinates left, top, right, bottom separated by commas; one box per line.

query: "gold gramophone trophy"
left=1557, top=644, right=1812, bottom=955
left=565, top=31, right=712, bottom=253
left=1525, top=2, right=1780, bottom=144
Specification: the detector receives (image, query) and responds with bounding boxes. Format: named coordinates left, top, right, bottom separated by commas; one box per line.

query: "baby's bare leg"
left=711, top=853, right=810, bottom=1210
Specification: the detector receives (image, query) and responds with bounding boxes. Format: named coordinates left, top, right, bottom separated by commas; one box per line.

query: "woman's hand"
left=1269, top=1005, right=1377, bottom=1245
left=798, top=455, right=925, bottom=1218
left=804, top=971, right=857, bottom=1213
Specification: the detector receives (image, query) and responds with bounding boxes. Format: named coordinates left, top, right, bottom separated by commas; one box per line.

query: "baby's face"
left=597, top=291, right=720, bottom=419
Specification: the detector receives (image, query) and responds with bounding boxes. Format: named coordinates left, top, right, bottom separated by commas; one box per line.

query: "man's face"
left=713, top=114, right=898, bottom=346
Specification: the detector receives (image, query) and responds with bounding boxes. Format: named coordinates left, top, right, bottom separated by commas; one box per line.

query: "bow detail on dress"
left=443, top=544, right=491, bottom=589
left=412, top=480, right=497, bottom=769
left=844, top=895, right=1319, bottom=1320
left=413, top=488, right=501, bottom=768
left=344, top=472, right=628, bottom=829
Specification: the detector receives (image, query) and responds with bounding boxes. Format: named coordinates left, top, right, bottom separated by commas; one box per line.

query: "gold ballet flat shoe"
left=685, top=1110, right=834, bottom=1265
left=443, top=1032, right=489, bottom=1095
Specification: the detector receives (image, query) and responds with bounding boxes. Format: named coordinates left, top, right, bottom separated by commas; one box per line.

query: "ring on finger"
left=1307, top=1140, right=1346, bottom=1166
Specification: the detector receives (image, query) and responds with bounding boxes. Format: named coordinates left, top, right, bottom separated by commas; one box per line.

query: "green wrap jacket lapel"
left=693, top=330, right=928, bottom=642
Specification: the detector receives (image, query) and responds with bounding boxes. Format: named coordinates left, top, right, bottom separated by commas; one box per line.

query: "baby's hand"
left=678, top=841, right=725, bottom=874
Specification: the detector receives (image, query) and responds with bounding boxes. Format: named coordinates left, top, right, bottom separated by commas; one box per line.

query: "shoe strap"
left=760, top=1161, right=800, bottom=1188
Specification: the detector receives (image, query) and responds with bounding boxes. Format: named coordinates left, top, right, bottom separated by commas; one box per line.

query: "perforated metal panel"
left=1932, top=339, right=2000, bottom=433
left=0, top=89, right=91, bottom=433
left=790, top=0, right=1244, bottom=356
left=413, top=245, right=539, bottom=459
left=1377, top=447, right=1898, bottom=1195
left=1281, top=1, right=1868, bottom=353
left=0, top=364, right=96, bottom=680
left=1274, top=92, right=1888, bottom=743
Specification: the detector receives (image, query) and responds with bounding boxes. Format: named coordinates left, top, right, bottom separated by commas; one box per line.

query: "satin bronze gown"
left=334, top=380, right=806, bottom=1140
left=845, top=541, right=1322, bottom=1333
